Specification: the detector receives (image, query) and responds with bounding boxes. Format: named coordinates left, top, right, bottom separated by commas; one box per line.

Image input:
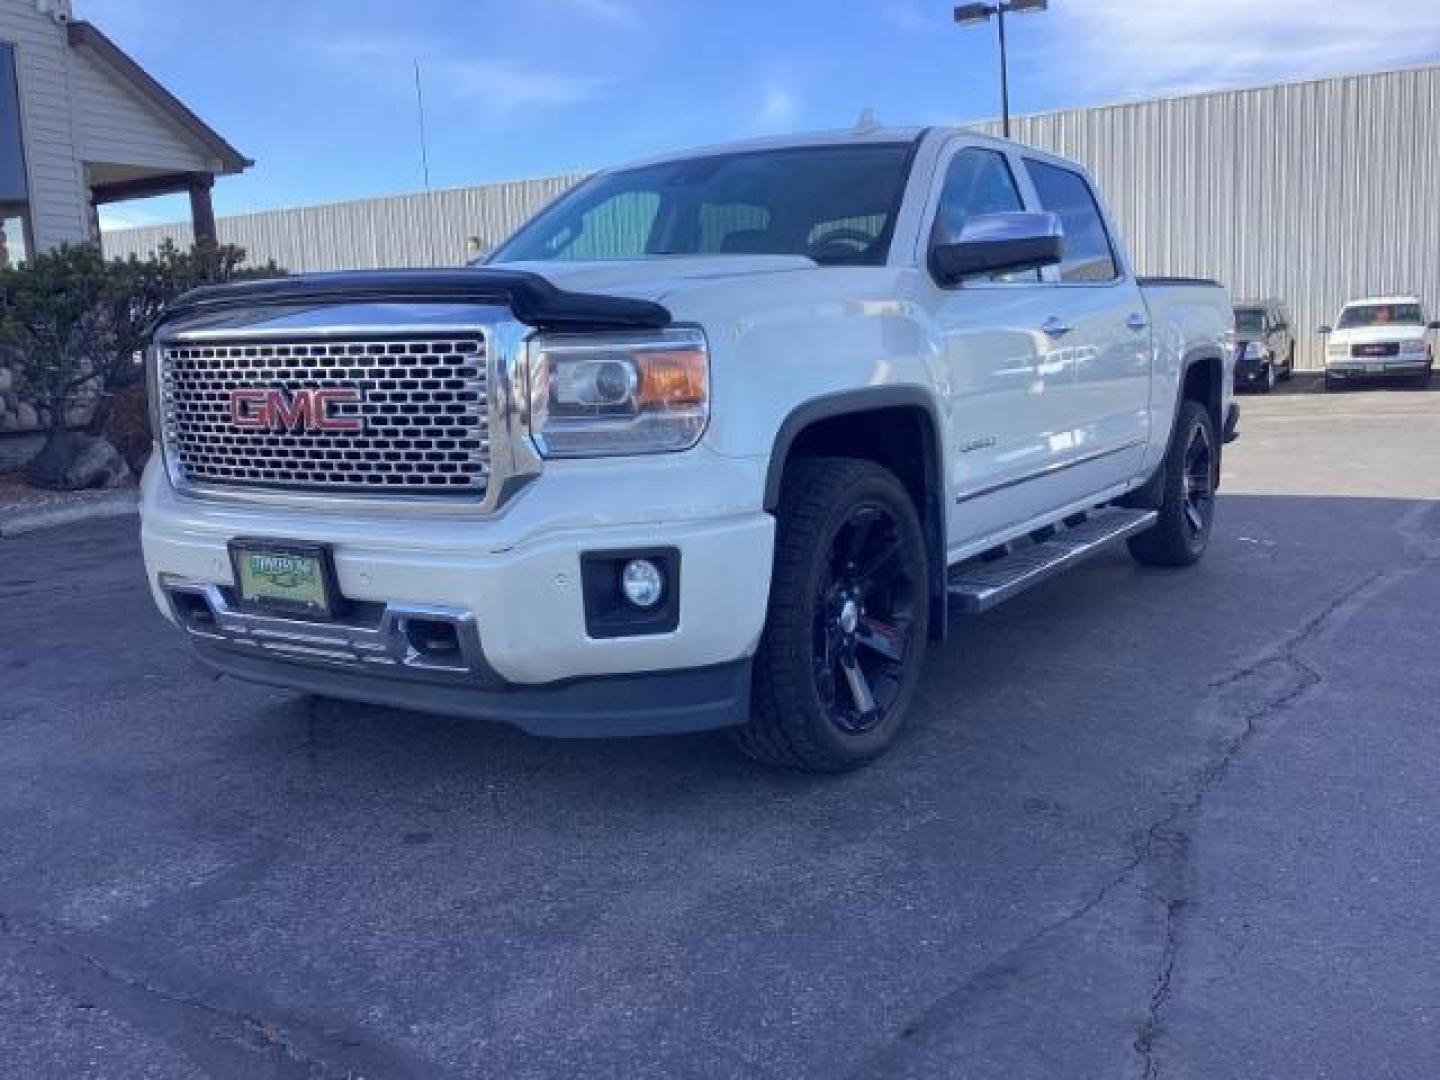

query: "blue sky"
left=82, top=0, right=1440, bottom=228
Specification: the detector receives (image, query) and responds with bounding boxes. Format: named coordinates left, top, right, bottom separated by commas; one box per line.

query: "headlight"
left=527, top=328, right=710, bottom=458
left=1398, top=340, right=1426, bottom=354
left=1242, top=341, right=1270, bottom=361
left=1326, top=343, right=1347, bottom=358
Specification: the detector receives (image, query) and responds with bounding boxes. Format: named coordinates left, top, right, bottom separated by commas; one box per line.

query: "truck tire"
left=1260, top=360, right=1277, bottom=393
left=1127, top=400, right=1217, bottom=568
left=1283, top=344, right=1296, bottom=380
left=735, top=457, right=930, bottom=772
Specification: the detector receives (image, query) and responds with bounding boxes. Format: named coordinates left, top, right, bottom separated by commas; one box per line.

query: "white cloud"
left=753, top=83, right=800, bottom=132
left=440, top=61, right=605, bottom=109
left=97, top=206, right=172, bottom=232
left=1039, top=0, right=1440, bottom=102
left=321, top=35, right=604, bottom=112
left=884, top=1, right=929, bottom=33
left=561, top=0, right=639, bottom=25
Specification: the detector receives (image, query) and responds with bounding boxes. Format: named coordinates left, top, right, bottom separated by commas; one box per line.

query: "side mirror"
left=1317, top=325, right=1332, bottom=335
left=930, top=211, right=1063, bottom=286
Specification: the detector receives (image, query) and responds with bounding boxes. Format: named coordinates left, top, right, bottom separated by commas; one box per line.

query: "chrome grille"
left=1351, top=342, right=1398, bottom=357
left=160, top=334, right=489, bottom=497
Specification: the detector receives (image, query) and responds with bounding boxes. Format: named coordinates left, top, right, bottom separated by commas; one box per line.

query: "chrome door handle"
left=1042, top=317, right=1074, bottom=337
left=1126, top=312, right=1149, bottom=332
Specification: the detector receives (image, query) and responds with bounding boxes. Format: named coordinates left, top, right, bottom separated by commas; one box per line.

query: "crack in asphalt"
left=852, top=533, right=1422, bottom=1080
left=1131, top=500, right=1440, bottom=1078
left=0, top=910, right=445, bottom=1080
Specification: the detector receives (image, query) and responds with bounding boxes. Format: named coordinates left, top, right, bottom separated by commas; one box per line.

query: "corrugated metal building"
left=103, top=63, right=1440, bottom=371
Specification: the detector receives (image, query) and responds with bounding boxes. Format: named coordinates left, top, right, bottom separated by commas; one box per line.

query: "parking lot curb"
left=0, top=489, right=139, bottom=537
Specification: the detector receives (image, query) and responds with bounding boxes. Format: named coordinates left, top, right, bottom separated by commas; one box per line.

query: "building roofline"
left=993, top=61, right=1440, bottom=129
left=66, top=21, right=252, bottom=174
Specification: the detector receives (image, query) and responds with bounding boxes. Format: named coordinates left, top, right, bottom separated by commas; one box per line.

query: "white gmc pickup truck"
left=141, top=127, right=1236, bottom=771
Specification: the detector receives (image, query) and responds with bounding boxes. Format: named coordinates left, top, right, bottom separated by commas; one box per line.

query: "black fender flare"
left=1123, top=345, right=1226, bottom=510
left=764, top=386, right=949, bottom=638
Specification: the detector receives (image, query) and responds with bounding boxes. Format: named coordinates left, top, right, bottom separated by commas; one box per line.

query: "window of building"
left=1024, top=159, right=1119, bottom=282
left=1, top=41, right=31, bottom=267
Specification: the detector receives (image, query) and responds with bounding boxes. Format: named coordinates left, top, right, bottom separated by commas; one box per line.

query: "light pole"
left=954, top=0, right=1048, bottom=138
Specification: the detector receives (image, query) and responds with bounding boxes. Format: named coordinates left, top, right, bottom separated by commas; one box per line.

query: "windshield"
left=1234, top=308, right=1266, bottom=332
left=490, top=143, right=913, bottom=266
left=1337, top=303, right=1423, bottom=329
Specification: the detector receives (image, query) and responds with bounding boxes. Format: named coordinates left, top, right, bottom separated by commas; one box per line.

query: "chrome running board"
left=947, top=508, right=1158, bottom=613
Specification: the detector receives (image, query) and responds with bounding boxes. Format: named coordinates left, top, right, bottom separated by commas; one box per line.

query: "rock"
left=25, top=432, right=133, bottom=491
left=0, top=411, right=17, bottom=432
left=0, top=366, right=13, bottom=393
left=16, top=402, right=38, bottom=430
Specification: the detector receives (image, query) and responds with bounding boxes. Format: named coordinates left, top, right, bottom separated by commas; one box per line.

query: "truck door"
left=1020, top=157, right=1151, bottom=495
left=917, top=140, right=1085, bottom=547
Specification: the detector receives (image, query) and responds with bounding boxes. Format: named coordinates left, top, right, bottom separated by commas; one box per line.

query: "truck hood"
left=1326, top=325, right=1429, bottom=347
left=492, top=256, right=818, bottom=304
left=156, top=258, right=819, bottom=336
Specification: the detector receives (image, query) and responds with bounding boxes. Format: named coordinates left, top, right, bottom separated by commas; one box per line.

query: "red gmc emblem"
left=229, top=388, right=363, bottom=433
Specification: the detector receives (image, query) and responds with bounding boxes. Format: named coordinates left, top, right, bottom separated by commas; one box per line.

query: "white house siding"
left=0, top=0, right=88, bottom=251
left=103, top=64, right=1440, bottom=370
left=69, top=43, right=212, bottom=173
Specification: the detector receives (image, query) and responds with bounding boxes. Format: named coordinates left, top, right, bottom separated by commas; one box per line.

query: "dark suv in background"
left=1233, top=299, right=1295, bottom=392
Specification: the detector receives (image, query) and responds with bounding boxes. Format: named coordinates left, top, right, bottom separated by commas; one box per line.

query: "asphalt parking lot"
left=3, top=377, right=1439, bottom=1079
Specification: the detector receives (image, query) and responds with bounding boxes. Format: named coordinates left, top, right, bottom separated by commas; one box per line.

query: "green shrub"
left=0, top=240, right=286, bottom=444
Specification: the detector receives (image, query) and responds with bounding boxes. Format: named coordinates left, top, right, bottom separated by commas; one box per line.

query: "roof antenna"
left=855, top=108, right=878, bottom=132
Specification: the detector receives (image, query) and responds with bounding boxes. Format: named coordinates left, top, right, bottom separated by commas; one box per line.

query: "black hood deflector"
left=155, top=268, right=672, bottom=332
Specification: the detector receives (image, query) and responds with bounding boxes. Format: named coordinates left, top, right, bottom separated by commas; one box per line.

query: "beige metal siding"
left=103, top=173, right=586, bottom=273
left=985, top=64, right=1440, bottom=369
left=0, top=0, right=88, bottom=250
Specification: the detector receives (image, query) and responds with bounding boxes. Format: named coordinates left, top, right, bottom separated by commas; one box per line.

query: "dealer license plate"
left=229, top=540, right=337, bottom=617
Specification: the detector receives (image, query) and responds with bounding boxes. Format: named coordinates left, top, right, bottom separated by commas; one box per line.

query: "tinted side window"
left=1025, top=159, right=1118, bottom=282
left=931, top=148, right=1024, bottom=242
left=930, top=148, right=1031, bottom=282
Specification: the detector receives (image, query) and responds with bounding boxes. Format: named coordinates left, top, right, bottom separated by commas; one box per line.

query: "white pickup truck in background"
left=1320, top=295, right=1439, bottom=390
left=141, top=127, right=1235, bottom=771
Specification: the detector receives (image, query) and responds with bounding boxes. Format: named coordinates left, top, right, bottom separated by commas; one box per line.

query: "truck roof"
left=1343, top=295, right=1422, bottom=306
left=612, top=125, right=1023, bottom=171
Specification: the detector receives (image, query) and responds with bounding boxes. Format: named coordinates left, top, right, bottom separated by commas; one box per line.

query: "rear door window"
left=1024, top=159, right=1119, bottom=282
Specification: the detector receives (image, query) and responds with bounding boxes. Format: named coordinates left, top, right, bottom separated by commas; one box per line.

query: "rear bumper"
left=1233, top=357, right=1272, bottom=386
left=192, top=642, right=751, bottom=736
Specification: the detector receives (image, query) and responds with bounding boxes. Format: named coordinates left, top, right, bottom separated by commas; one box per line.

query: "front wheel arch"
left=765, top=389, right=948, bottom=640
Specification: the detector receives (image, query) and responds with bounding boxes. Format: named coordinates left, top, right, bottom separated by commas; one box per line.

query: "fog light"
left=621, top=559, right=664, bottom=608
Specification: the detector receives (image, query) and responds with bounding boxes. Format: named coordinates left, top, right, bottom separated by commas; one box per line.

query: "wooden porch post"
left=188, top=174, right=217, bottom=245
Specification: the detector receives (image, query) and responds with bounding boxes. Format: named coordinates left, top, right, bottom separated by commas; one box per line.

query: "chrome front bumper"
left=159, top=574, right=753, bottom=737
left=161, top=576, right=491, bottom=683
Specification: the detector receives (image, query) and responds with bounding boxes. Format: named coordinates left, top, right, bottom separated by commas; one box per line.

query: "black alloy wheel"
left=811, top=502, right=919, bottom=735
left=1181, top=419, right=1216, bottom=539
left=1128, top=400, right=1218, bottom=568
left=736, top=457, right=930, bottom=772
